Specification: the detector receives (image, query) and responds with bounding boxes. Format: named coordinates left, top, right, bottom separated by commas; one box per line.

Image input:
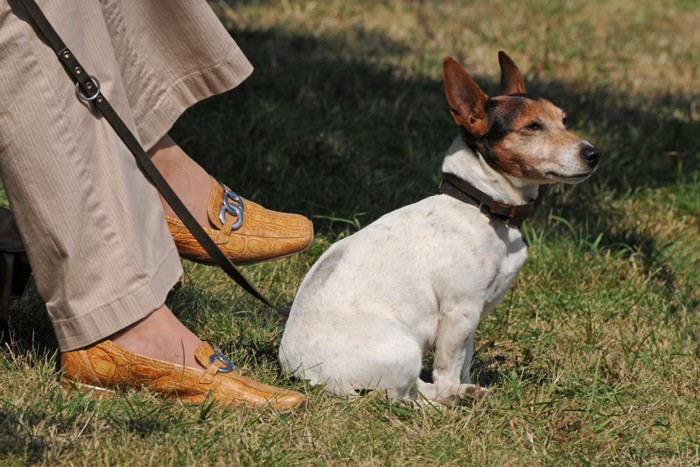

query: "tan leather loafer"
left=167, top=177, right=313, bottom=265
left=61, top=340, right=307, bottom=410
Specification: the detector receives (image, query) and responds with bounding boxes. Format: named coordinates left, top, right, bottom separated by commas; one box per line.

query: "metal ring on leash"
left=75, top=75, right=101, bottom=102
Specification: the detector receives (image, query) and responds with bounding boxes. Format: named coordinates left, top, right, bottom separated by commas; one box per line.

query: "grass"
left=1, top=0, right=699, bottom=464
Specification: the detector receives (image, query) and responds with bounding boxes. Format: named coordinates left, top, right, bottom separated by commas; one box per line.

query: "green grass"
left=2, top=0, right=699, bottom=464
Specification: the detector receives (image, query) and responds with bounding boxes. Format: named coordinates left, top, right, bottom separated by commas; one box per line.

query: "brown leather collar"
left=439, top=173, right=536, bottom=228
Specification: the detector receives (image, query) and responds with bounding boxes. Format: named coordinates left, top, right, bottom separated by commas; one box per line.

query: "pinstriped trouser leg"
left=0, top=0, right=252, bottom=350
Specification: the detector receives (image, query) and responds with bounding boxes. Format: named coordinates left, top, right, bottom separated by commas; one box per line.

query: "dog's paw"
left=458, top=383, right=488, bottom=401
left=434, top=384, right=488, bottom=406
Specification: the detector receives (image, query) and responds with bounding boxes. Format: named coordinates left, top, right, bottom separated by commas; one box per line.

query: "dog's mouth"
left=545, top=171, right=593, bottom=183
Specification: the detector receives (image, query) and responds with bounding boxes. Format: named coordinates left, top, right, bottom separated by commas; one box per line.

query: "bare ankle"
left=148, top=134, right=214, bottom=227
left=109, top=304, right=205, bottom=370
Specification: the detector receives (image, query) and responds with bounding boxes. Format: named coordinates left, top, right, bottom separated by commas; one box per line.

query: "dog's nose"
left=581, top=145, right=601, bottom=168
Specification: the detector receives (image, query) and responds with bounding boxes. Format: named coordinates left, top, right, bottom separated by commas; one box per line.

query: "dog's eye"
left=562, top=115, right=568, bottom=127
left=526, top=122, right=542, bottom=131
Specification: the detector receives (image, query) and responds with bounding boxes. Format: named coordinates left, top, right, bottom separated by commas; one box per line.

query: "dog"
left=279, top=51, right=600, bottom=404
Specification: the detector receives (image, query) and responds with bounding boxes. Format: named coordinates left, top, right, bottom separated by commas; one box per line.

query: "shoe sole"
left=181, top=241, right=313, bottom=266
left=62, top=377, right=116, bottom=399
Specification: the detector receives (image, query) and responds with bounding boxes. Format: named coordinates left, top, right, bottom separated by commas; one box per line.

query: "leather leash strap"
left=16, top=0, right=288, bottom=316
left=439, top=173, right=535, bottom=227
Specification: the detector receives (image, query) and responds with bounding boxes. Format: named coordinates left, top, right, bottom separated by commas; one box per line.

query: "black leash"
left=16, top=0, right=288, bottom=316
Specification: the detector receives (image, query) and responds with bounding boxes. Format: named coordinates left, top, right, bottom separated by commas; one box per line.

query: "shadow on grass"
left=0, top=400, right=53, bottom=463
left=1, top=282, right=58, bottom=358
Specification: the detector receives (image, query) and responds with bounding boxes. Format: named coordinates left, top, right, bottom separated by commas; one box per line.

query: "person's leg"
left=0, top=0, right=304, bottom=354
left=0, top=1, right=306, bottom=408
left=0, top=0, right=185, bottom=351
left=0, top=2, right=217, bottom=370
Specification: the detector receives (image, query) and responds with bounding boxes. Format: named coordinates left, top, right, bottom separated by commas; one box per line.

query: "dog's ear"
left=498, top=51, right=526, bottom=95
left=443, top=57, right=489, bottom=136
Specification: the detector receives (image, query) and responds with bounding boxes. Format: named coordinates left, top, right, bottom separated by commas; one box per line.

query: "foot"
left=61, top=339, right=307, bottom=409
left=150, top=135, right=314, bottom=265
left=109, top=304, right=205, bottom=370
left=62, top=305, right=308, bottom=409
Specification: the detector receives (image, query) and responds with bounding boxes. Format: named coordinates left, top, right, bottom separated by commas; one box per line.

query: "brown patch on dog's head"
left=443, top=52, right=600, bottom=184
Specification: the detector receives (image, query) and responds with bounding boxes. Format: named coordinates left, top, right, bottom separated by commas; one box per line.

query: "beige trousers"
left=0, top=0, right=253, bottom=350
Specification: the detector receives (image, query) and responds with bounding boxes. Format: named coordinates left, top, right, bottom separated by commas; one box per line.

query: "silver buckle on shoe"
left=209, top=346, right=235, bottom=373
left=217, top=181, right=245, bottom=230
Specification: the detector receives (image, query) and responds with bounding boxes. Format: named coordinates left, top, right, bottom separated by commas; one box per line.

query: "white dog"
left=279, top=52, right=600, bottom=404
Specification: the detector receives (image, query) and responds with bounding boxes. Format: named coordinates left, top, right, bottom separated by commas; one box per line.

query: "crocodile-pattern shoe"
left=61, top=340, right=307, bottom=410
left=167, top=177, right=313, bottom=265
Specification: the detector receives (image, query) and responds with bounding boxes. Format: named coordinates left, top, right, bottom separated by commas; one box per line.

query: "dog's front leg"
left=432, top=303, right=484, bottom=403
left=460, top=333, right=475, bottom=384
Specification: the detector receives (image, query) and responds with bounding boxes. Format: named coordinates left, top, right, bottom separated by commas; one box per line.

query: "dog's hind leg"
left=283, top=316, right=424, bottom=398
left=357, top=325, right=423, bottom=399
